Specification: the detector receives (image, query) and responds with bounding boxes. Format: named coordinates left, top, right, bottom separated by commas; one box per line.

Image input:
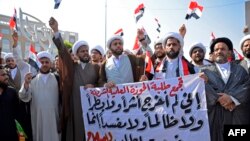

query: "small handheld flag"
left=9, top=8, right=18, bottom=31
left=54, top=0, right=62, bottom=9
left=134, top=3, right=145, bottom=23
left=185, top=1, right=203, bottom=20
left=114, top=28, right=124, bottom=36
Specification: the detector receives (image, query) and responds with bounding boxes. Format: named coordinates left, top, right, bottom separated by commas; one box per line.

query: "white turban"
left=4, top=53, right=14, bottom=60
left=91, top=45, right=105, bottom=56
left=106, top=35, right=123, bottom=49
left=162, top=32, right=184, bottom=47
left=72, top=40, right=89, bottom=55
left=239, top=34, right=250, bottom=49
left=189, top=42, right=206, bottom=57
left=37, top=51, right=52, bottom=61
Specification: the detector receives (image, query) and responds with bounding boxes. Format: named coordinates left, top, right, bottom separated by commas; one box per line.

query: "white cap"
left=154, top=38, right=163, bottom=47
left=189, top=42, right=206, bottom=57
left=37, top=51, right=52, bottom=61
left=1, top=52, right=7, bottom=59
left=106, top=35, right=123, bottom=49
left=72, top=40, right=89, bottom=55
left=162, top=32, right=184, bottom=47
left=239, top=34, right=250, bottom=49
left=91, top=45, right=105, bottom=56
left=4, top=53, right=14, bottom=60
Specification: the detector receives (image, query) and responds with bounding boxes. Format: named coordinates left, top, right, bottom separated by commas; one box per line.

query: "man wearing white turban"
left=153, top=32, right=195, bottom=79
left=236, top=34, right=250, bottom=74
left=49, top=17, right=100, bottom=141
left=19, top=51, right=60, bottom=141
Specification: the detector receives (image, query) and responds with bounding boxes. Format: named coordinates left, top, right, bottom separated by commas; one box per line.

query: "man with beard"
left=19, top=51, right=60, bottom=141
left=189, top=42, right=211, bottom=73
left=153, top=32, right=195, bottom=80
left=90, top=45, right=104, bottom=65
left=200, top=37, right=250, bottom=141
left=99, top=35, right=147, bottom=87
left=49, top=17, right=100, bottom=141
left=152, top=38, right=165, bottom=72
left=0, top=66, right=19, bottom=141
left=236, top=34, right=250, bottom=73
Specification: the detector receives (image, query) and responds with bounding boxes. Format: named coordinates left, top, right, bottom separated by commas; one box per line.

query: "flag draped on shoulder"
left=9, top=8, right=18, bottom=31
left=145, top=51, right=154, bottom=75
left=28, top=44, right=40, bottom=71
left=134, top=3, right=145, bottom=23
left=114, top=28, right=124, bottom=36
left=185, top=1, right=203, bottom=20
left=54, top=0, right=62, bottom=9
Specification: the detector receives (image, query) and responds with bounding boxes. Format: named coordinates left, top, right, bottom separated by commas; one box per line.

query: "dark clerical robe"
left=53, top=35, right=99, bottom=141
left=0, top=86, right=19, bottom=141
left=201, top=62, right=250, bottom=141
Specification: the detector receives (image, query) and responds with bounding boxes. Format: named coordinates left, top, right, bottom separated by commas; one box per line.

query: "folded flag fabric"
left=185, top=1, right=203, bottom=20
left=28, top=44, right=40, bottom=71
left=134, top=3, right=145, bottom=23
left=54, top=0, right=62, bottom=9
left=9, top=8, right=18, bottom=30
left=145, top=51, right=154, bottom=75
left=114, top=28, right=124, bottom=36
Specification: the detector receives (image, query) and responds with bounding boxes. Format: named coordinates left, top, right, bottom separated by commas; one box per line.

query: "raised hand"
left=12, top=31, right=18, bottom=48
left=179, top=24, right=186, bottom=38
left=49, top=17, right=59, bottom=33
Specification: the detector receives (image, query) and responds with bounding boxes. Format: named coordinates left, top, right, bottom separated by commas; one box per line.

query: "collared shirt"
left=215, top=62, right=240, bottom=106
left=244, top=58, right=250, bottom=68
left=111, top=55, right=123, bottom=69
left=40, top=73, right=49, bottom=83
left=165, top=57, right=178, bottom=79
left=10, top=67, right=17, bottom=80
left=80, top=62, right=87, bottom=70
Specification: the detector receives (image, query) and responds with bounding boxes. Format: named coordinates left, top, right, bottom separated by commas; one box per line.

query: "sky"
left=0, top=0, right=247, bottom=60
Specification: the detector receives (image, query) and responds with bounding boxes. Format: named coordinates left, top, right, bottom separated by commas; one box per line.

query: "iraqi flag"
left=185, top=1, right=203, bottom=20
left=145, top=51, right=154, bottom=75
left=54, top=0, right=62, bottom=9
left=28, top=44, right=40, bottom=71
left=9, top=8, right=18, bottom=30
left=134, top=3, right=145, bottom=23
left=114, top=28, right=124, bottom=36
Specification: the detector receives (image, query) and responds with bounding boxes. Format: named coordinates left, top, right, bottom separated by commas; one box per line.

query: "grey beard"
left=215, top=56, right=227, bottom=64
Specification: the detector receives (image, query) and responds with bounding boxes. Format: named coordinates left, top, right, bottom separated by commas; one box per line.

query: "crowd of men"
left=0, top=17, right=250, bottom=141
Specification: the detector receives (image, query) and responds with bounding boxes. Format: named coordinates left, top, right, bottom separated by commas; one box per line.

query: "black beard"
left=7, top=65, right=17, bottom=69
left=243, top=52, right=250, bottom=59
left=40, top=69, right=50, bottom=74
left=110, top=48, right=123, bottom=56
left=80, top=58, right=90, bottom=63
left=166, top=50, right=179, bottom=59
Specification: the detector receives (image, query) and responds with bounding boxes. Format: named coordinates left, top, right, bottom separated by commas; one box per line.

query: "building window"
left=2, top=39, right=10, bottom=52
left=1, top=28, right=10, bottom=34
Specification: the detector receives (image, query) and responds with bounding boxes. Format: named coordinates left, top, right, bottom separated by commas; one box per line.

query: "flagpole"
left=105, top=0, right=107, bottom=51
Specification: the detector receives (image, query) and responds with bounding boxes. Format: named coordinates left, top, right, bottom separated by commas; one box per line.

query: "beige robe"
left=19, top=73, right=60, bottom=141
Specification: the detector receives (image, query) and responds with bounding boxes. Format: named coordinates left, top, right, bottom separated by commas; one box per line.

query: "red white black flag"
left=134, top=3, right=145, bottom=23
left=114, top=28, right=124, bottom=36
left=185, top=1, right=203, bottom=20
left=9, top=8, right=18, bottom=30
